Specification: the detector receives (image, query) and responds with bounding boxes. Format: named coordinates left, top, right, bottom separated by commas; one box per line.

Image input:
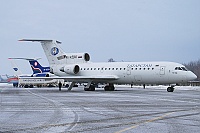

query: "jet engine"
left=60, top=64, right=80, bottom=75
left=57, top=53, right=90, bottom=64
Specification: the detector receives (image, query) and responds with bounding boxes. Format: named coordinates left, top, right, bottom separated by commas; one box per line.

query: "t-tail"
left=19, top=39, right=67, bottom=66
left=8, top=57, right=51, bottom=76
left=19, top=39, right=91, bottom=67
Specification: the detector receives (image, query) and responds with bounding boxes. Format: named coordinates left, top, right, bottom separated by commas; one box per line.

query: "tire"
left=29, top=85, right=33, bottom=88
left=167, top=87, right=174, bottom=92
left=104, top=86, right=115, bottom=91
left=24, top=85, right=29, bottom=88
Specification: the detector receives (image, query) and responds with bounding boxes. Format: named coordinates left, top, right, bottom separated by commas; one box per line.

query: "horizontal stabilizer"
left=8, top=57, right=41, bottom=61
left=19, top=39, right=61, bottom=44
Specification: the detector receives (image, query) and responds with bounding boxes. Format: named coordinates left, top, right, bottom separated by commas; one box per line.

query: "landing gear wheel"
left=29, top=84, right=33, bottom=88
left=24, top=85, right=29, bottom=88
left=167, top=87, right=174, bottom=92
left=84, top=85, right=95, bottom=91
left=65, top=84, right=69, bottom=88
left=104, top=85, right=115, bottom=91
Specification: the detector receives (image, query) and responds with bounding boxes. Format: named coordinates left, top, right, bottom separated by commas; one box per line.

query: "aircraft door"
left=100, top=67, right=104, bottom=73
left=160, top=66, right=165, bottom=75
left=127, top=67, right=131, bottom=75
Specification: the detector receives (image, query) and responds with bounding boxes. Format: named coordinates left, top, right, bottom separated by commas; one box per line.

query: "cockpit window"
left=175, top=67, right=182, bottom=70
left=175, top=67, right=188, bottom=71
left=181, top=67, right=188, bottom=71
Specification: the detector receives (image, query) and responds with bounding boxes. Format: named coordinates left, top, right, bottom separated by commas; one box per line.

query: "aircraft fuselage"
left=52, top=61, right=196, bottom=85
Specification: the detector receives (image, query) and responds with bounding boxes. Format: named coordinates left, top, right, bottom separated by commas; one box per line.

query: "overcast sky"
left=1, top=0, right=200, bottom=75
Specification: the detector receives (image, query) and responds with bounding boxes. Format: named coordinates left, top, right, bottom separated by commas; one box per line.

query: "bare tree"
left=108, top=58, right=115, bottom=62
left=184, top=59, right=200, bottom=81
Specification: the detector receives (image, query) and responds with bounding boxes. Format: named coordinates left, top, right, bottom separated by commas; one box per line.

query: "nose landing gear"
left=167, top=87, right=174, bottom=92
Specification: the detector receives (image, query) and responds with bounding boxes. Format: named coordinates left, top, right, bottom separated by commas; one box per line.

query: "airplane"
left=0, top=75, right=7, bottom=83
left=0, top=74, right=17, bottom=87
left=8, top=58, right=52, bottom=77
left=18, top=39, right=197, bottom=92
left=8, top=58, right=62, bottom=88
left=0, top=74, right=19, bottom=87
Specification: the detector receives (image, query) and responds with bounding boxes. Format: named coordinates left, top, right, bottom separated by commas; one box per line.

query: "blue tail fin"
left=29, top=60, right=50, bottom=74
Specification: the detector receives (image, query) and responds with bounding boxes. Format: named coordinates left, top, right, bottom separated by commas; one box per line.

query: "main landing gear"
left=104, top=83, right=115, bottom=91
left=84, top=81, right=95, bottom=91
left=84, top=83, right=115, bottom=91
left=84, top=85, right=95, bottom=91
left=59, top=81, right=115, bottom=91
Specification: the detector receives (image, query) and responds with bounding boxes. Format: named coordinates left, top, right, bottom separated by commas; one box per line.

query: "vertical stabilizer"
left=29, top=60, right=50, bottom=74
left=19, top=39, right=66, bottom=66
left=8, top=59, right=22, bottom=76
left=41, top=40, right=66, bottom=65
left=19, top=39, right=91, bottom=68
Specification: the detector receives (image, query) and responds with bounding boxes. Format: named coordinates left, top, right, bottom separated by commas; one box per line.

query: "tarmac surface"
left=0, top=85, right=200, bottom=133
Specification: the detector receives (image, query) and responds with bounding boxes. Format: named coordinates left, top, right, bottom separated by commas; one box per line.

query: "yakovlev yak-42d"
left=19, top=39, right=197, bottom=92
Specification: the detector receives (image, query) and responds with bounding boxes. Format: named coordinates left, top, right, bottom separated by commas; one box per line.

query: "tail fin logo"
left=51, top=47, right=59, bottom=56
left=13, top=68, right=18, bottom=71
left=34, top=62, right=38, bottom=66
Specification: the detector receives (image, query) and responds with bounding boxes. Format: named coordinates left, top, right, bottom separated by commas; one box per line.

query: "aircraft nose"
left=187, top=72, right=197, bottom=81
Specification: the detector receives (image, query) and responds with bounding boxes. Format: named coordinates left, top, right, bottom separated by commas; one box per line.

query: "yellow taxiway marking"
left=115, top=112, right=174, bottom=133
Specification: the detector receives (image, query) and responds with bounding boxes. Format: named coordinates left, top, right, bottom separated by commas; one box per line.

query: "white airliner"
left=19, top=39, right=197, bottom=92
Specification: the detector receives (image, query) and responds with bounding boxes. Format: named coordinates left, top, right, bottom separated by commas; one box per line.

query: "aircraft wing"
left=18, top=75, right=119, bottom=82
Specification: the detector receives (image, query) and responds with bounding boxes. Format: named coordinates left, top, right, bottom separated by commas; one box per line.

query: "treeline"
left=184, top=59, right=200, bottom=81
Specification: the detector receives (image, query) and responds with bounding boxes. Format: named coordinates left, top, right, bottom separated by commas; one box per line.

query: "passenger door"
left=160, top=66, right=165, bottom=75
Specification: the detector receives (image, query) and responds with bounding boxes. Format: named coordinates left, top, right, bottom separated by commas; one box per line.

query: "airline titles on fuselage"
left=127, top=64, right=153, bottom=68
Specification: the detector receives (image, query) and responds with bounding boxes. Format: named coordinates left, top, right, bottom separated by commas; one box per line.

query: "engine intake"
left=60, top=64, right=80, bottom=75
left=84, top=53, right=90, bottom=61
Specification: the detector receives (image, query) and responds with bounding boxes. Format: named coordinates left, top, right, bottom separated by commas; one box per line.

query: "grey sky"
left=1, top=0, right=200, bottom=75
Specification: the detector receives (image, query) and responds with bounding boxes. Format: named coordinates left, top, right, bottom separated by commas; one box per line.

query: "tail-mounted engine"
left=60, top=64, right=80, bottom=75
left=57, top=53, right=90, bottom=64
